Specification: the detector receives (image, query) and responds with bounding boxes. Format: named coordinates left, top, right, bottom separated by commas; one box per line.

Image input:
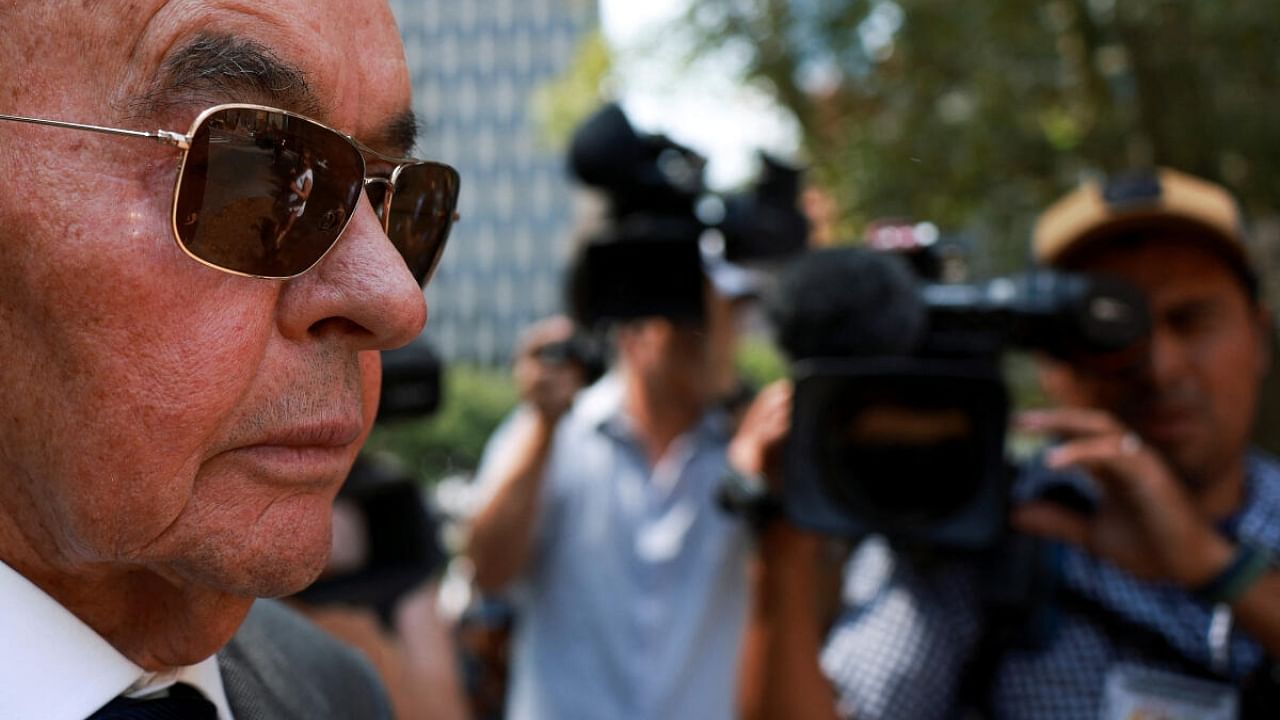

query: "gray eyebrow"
left=134, top=32, right=422, bottom=157
left=381, top=110, right=420, bottom=158
left=132, top=32, right=323, bottom=119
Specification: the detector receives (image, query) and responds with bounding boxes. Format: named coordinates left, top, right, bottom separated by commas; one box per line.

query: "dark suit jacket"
left=218, top=600, right=393, bottom=720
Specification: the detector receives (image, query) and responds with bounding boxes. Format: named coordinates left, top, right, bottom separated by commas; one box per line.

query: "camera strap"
left=954, top=536, right=1061, bottom=716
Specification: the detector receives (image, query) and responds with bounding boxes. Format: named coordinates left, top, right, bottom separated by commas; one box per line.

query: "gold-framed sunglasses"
left=0, top=103, right=460, bottom=286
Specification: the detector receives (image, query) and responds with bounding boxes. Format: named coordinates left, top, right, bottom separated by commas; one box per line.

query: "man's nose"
left=274, top=199, right=428, bottom=349
left=1145, top=326, right=1193, bottom=390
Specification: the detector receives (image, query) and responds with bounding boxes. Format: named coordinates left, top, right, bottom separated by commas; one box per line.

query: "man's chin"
left=239, top=529, right=336, bottom=598
left=1147, top=441, right=1213, bottom=490
left=238, top=552, right=331, bottom=599
left=168, top=523, right=335, bottom=600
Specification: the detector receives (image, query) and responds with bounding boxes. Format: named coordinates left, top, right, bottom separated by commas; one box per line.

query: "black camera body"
left=533, top=331, right=608, bottom=386
left=571, top=232, right=708, bottom=327
left=786, top=357, right=1010, bottom=549
left=567, top=103, right=807, bottom=326
left=774, top=248, right=1150, bottom=550
left=376, top=339, right=444, bottom=422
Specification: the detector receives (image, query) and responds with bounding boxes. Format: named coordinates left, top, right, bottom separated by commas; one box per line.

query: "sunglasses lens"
left=174, top=107, right=364, bottom=277
left=383, top=163, right=461, bottom=286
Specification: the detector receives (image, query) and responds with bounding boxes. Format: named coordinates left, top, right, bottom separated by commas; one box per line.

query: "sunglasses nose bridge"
left=363, top=176, right=395, bottom=233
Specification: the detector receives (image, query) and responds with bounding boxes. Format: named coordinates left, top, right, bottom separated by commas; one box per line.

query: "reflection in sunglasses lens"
left=387, top=163, right=461, bottom=285
left=175, top=107, right=364, bottom=278
left=173, top=106, right=458, bottom=284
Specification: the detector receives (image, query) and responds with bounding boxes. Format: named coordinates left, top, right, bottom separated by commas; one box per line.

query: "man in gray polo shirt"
left=468, top=282, right=751, bottom=719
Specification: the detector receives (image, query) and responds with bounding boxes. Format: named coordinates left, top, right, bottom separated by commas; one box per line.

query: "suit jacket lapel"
left=216, top=600, right=392, bottom=720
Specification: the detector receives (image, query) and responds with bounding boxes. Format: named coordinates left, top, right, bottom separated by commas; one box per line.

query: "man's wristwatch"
left=717, top=466, right=783, bottom=531
left=1194, top=541, right=1275, bottom=605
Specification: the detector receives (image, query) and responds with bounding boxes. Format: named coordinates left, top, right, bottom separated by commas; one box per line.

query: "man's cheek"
left=358, top=350, right=382, bottom=433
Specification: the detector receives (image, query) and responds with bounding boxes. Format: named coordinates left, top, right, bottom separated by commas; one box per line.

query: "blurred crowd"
left=294, top=104, right=1280, bottom=720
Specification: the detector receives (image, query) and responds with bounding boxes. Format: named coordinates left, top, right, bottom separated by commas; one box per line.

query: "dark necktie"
left=87, top=682, right=218, bottom=720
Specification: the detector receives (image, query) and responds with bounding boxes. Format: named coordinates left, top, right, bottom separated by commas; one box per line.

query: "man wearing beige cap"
left=735, top=168, right=1280, bottom=719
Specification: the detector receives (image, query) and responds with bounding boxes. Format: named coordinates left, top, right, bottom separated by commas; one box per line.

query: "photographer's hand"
left=513, top=316, right=584, bottom=424
left=1012, top=407, right=1232, bottom=586
left=1014, top=407, right=1280, bottom=658
left=522, top=360, right=581, bottom=423
left=728, top=380, right=792, bottom=485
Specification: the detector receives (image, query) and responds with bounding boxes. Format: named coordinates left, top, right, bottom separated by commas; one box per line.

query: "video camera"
left=566, top=103, right=807, bottom=327
left=375, top=338, right=444, bottom=422
left=294, top=339, right=448, bottom=624
left=771, top=243, right=1151, bottom=551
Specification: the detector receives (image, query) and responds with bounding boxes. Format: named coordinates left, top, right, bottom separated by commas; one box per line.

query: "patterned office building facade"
left=389, top=0, right=597, bottom=365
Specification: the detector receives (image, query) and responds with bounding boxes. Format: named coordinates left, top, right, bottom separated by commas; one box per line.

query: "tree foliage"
left=686, top=0, right=1280, bottom=452
left=687, top=0, right=1280, bottom=273
left=367, top=365, right=518, bottom=484
left=533, top=29, right=616, bottom=150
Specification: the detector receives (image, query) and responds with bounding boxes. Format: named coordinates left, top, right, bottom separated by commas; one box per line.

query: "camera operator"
left=736, top=168, right=1280, bottom=719
left=465, top=265, right=751, bottom=720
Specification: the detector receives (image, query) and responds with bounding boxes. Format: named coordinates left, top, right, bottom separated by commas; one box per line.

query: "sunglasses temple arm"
left=0, top=114, right=191, bottom=150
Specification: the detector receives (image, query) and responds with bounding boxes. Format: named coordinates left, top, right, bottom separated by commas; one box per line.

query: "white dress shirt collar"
left=0, top=559, right=235, bottom=719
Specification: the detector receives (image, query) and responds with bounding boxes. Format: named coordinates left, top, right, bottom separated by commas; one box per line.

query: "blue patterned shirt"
left=822, top=451, right=1280, bottom=719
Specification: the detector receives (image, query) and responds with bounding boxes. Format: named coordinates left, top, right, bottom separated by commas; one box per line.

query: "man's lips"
left=247, top=419, right=365, bottom=449
left=226, top=419, right=365, bottom=484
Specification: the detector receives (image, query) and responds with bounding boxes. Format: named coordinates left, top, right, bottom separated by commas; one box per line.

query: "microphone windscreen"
left=767, top=247, right=927, bottom=361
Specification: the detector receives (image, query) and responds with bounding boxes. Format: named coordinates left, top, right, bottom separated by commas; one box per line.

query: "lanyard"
left=1208, top=603, right=1233, bottom=676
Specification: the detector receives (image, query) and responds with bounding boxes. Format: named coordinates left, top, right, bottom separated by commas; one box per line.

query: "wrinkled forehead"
left=3, top=0, right=415, bottom=153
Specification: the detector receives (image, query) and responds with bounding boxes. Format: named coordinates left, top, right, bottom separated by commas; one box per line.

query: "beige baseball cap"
left=1032, top=168, right=1248, bottom=273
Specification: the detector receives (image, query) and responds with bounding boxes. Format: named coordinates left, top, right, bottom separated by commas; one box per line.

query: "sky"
left=597, top=0, right=800, bottom=190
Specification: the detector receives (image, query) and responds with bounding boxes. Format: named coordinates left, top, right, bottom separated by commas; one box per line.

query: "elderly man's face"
left=1047, top=237, right=1269, bottom=488
left=0, top=2, right=426, bottom=599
